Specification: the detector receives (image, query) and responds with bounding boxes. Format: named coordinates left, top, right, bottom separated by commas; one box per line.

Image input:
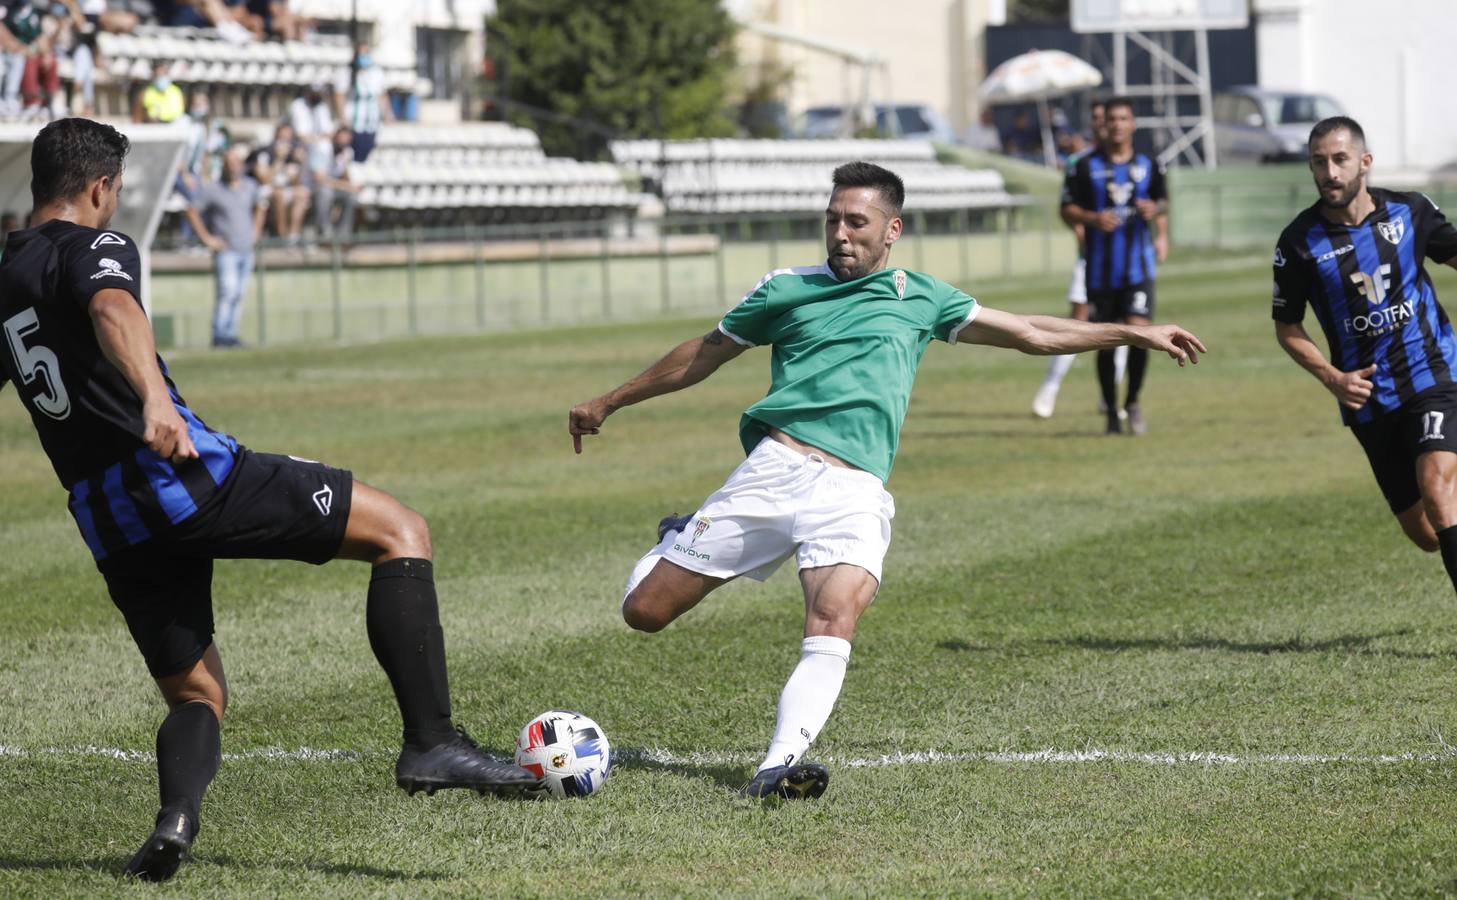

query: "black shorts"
left=1351, top=385, right=1457, bottom=513
left=98, top=449, right=354, bottom=678
left=1088, top=282, right=1156, bottom=323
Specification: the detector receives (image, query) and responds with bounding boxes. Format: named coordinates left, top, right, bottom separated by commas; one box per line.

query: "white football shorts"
left=656, top=437, right=895, bottom=585
left=1067, top=257, right=1088, bottom=304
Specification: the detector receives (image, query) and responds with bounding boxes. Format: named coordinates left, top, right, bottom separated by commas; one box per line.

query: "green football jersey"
left=718, top=262, right=978, bottom=482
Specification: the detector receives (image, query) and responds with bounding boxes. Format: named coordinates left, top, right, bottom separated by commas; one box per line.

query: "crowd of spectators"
left=171, top=84, right=366, bottom=256
left=0, top=1, right=315, bottom=120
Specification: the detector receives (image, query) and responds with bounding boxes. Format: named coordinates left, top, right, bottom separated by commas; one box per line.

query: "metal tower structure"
left=1073, top=0, right=1249, bottom=169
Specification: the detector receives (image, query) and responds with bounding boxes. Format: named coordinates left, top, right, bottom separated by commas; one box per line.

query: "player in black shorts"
left=1273, top=116, right=1457, bottom=595
left=1061, top=97, right=1169, bottom=435
left=0, top=119, right=534, bottom=883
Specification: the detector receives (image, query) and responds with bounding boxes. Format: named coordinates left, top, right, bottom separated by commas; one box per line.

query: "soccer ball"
left=514, top=710, right=612, bottom=798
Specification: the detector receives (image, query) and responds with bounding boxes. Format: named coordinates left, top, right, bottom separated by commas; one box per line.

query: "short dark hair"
left=31, top=118, right=130, bottom=210
left=1308, top=115, right=1365, bottom=152
left=1104, top=96, right=1134, bottom=116
left=1089, top=99, right=1107, bottom=113
left=831, top=161, right=904, bottom=215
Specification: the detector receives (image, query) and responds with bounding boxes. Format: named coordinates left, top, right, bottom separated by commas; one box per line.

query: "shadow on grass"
left=935, top=629, right=1456, bottom=660
left=614, top=747, right=746, bottom=790
left=0, top=854, right=448, bottom=882
left=1039, top=628, right=1457, bottom=660
left=199, top=855, right=449, bottom=880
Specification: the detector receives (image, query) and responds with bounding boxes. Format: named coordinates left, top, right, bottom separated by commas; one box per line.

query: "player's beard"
left=827, top=237, right=890, bottom=281
left=1318, top=171, right=1364, bottom=210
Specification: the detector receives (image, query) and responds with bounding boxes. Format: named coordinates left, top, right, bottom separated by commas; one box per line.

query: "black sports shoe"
left=1104, top=414, right=1123, bottom=436
left=739, top=762, right=829, bottom=801
left=657, top=512, right=693, bottom=543
left=395, top=725, right=538, bottom=797
left=122, top=807, right=195, bottom=883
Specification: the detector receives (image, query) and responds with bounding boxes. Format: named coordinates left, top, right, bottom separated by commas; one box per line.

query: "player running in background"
left=1272, top=116, right=1457, bottom=594
left=0, top=119, right=533, bottom=883
left=569, top=161, right=1205, bottom=801
left=1032, top=99, right=1128, bottom=419
left=1060, top=97, right=1169, bottom=434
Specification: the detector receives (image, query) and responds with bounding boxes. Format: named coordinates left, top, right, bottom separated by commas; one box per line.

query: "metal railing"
left=149, top=204, right=1078, bottom=350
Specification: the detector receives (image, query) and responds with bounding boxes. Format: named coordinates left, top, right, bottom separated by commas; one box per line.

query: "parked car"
left=1213, top=86, right=1345, bottom=164
left=798, top=103, right=958, bottom=143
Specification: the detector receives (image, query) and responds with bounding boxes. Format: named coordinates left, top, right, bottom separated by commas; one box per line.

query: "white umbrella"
left=978, top=49, right=1103, bottom=168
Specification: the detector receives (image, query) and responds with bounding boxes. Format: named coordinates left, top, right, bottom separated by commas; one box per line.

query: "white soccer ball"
left=514, top=710, right=612, bottom=798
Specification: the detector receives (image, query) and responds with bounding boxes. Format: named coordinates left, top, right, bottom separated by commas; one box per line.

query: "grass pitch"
left=1, top=254, right=1456, bottom=897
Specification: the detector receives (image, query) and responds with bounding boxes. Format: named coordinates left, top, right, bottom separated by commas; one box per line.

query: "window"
left=416, top=27, right=466, bottom=100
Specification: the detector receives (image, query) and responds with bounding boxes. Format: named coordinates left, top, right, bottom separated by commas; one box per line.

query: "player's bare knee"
left=380, top=505, right=432, bottom=561
left=165, top=683, right=228, bottom=722
left=621, top=590, right=669, bottom=633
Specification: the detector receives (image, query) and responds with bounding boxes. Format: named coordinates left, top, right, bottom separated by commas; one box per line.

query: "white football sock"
left=757, top=636, right=851, bottom=773
left=1040, top=353, right=1076, bottom=390
left=1114, top=344, right=1128, bottom=385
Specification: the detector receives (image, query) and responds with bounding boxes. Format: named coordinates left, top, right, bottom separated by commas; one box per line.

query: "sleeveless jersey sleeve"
left=62, top=231, right=143, bottom=309
left=1416, top=193, right=1457, bottom=264
left=1271, top=230, right=1310, bottom=323
left=1148, top=161, right=1168, bottom=203
left=718, top=277, right=774, bottom=347
left=933, top=283, right=979, bottom=344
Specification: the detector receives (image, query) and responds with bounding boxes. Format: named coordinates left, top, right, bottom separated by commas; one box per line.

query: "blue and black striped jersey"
left=0, top=220, right=241, bottom=560
left=1062, top=149, right=1167, bottom=290
left=1272, top=189, right=1457, bottom=426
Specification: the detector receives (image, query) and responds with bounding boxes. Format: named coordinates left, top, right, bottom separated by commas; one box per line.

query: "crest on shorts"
left=1377, top=217, right=1405, bottom=246
left=690, top=516, right=711, bottom=545
left=893, top=269, right=907, bottom=299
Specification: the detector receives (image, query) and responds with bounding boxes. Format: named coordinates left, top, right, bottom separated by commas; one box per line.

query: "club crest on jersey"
left=90, top=232, right=126, bottom=250
left=90, top=258, right=133, bottom=281
left=893, top=269, right=906, bottom=299
left=1130, top=164, right=1147, bottom=183
left=1378, top=218, right=1405, bottom=246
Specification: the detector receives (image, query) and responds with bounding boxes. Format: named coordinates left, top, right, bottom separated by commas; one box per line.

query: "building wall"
left=1254, top=0, right=1455, bottom=171
left=729, top=0, right=1000, bottom=134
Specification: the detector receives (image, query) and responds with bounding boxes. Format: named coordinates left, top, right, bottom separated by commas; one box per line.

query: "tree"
left=488, top=0, right=738, bottom=160
left=1008, top=0, right=1070, bottom=23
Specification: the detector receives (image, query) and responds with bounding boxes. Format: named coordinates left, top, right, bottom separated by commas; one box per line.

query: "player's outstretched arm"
left=1274, top=320, right=1375, bottom=410
left=958, top=306, right=1205, bottom=366
left=90, top=289, right=199, bottom=463
left=569, top=328, right=748, bottom=453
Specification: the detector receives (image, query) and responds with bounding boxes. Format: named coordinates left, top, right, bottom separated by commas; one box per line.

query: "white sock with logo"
left=757, top=636, right=852, bottom=773
left=1041, top=353, right=1076, bottom=390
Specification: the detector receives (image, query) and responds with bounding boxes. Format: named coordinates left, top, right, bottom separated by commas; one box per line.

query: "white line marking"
left=3, top=745, right=1454, bottom=767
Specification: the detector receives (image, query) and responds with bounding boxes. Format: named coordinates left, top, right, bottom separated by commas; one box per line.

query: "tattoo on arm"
left=702, top=329, right=724, bottom=345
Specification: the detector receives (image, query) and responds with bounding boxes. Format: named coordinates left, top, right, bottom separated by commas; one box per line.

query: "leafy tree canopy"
left=489, top=0, right=738, bottom=159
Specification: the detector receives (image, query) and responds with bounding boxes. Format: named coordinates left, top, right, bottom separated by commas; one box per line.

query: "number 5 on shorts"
left=4, top=307, right=72, bottom=420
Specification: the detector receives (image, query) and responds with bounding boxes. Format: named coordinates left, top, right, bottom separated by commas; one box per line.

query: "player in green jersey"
left=568, top=162, right=1205, bottom=801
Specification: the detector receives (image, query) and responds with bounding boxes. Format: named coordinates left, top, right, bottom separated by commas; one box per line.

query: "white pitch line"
left=3, top=745, right=1455, bottom=767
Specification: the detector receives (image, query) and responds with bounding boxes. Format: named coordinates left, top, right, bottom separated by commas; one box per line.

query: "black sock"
left=1096, top=350, right=1119, bottom=420
left=367, top=558, right=455, bottom=748
left=156, top=700, right=220, bottom=830
left=1437, top=526, right=1457, bottom=596
left=1125, top=347, right=1149, bottom=406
